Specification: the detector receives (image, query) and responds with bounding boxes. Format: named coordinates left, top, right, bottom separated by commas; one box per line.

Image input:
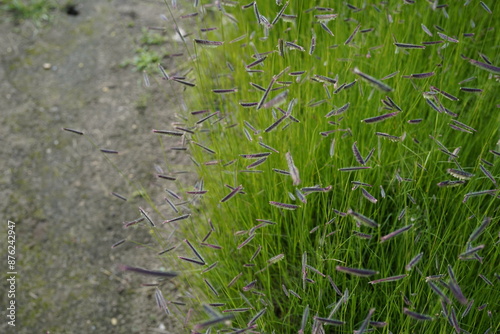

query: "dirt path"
left=1, top=1, right=193, bottom=332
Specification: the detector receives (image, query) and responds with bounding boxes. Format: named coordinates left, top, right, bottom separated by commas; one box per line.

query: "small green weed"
left=122, top=28, right=169, bottom=73
left=129, top=47, right=162, bottom=72
left=139, top=27, right=167, bottom=45
left=1, top=0, right=58, bottom=24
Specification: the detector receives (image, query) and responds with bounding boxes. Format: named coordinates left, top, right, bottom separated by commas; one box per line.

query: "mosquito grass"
left=81, top=1, right=499, bottom=332
left=1, top=0, right=58, bottom=24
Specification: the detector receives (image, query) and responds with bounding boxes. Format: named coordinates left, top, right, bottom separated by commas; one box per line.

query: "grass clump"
left=1, top=0, right=58, bottom=24
left=122, top=28, right=177, bottom=73
left=78, top=0, right=500, bottom=333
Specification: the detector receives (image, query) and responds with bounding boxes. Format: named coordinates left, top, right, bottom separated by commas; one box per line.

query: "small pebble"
left=43, top=63, right=51, bottom=70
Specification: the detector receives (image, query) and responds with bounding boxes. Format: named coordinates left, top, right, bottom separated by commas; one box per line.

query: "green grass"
left=121, top=28, right=173, bottom=73
left=78, top=0, right=500, bottom=333
left=0, top=0, right=58, bottom=24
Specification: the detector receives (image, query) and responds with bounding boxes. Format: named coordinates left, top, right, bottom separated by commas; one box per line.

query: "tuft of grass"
left=122, top=28, right=172, bottom=73
left=73, top=0, right=499, bottom=333
left=1, top=0, right=58, bottom=25
left=139, top=27, right=168, bottom=46
left=128, top=47, right=162, bottom=72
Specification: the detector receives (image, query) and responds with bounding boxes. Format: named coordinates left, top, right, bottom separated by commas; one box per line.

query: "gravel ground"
left=0, top=1, right=195, bottom=333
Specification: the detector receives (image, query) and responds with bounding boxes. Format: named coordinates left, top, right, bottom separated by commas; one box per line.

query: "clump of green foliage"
left=1, top=0, right=58, bottom=24
left=111, top=1, right=500, bottom=333
left=128, top=47, right=162, bottom=72
left=122, top=28, right=170, bottom=72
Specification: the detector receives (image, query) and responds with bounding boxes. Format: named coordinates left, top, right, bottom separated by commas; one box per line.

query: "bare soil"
left=0, top=1, right=194, bottom=333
